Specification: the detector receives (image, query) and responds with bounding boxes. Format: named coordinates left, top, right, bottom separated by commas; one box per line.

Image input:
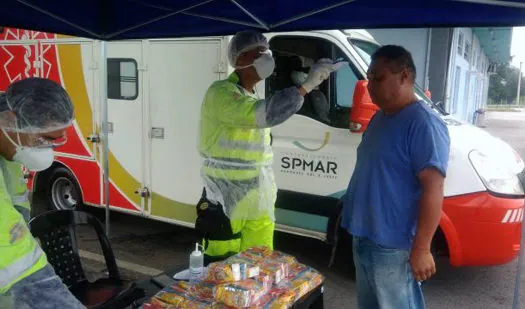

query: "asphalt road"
left=75, top=110, right=525, bottom=309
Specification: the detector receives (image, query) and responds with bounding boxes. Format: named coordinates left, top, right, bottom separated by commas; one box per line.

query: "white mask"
left=252, top=53, right=275, bottom=80
left=291, top=71, right=308, bottom=86
left=2, top=129, right=55, bottom=172
left=236, top=52, right=275, bottom=80
left=13, top=147, right=54, bottom=172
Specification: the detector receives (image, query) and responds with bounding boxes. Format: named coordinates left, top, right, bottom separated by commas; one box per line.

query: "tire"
left=45, top=167, right=83, bottom=211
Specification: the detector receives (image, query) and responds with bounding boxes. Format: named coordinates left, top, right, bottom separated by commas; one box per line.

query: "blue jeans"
left=3, top=264, right=85, bottom=309
left=353, top=236, right=425, bottom=309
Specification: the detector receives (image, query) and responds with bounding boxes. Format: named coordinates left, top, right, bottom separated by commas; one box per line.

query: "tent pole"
left=453, top=0, right=525, bottom=9
left=181, top=12, right=266, bottom=29
left=104, top=0, right=216, bottom=39
left=100, top=40, right=110, bottom=237
left=269, top=0, right=356, bottom=28
left=229, top=0, right=269, bottom=30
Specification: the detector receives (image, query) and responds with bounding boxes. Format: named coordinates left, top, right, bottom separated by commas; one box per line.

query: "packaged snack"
left=237, top=246, right=272, bottom=261
left=205, top=261, right=260, bottom=283
left=188, top=282, right=216, bottom=303
left=276, top=266, right=323, bottom=301
left=146, top=298, right=179, bottom=309
left=214, top=277, right=269, bottom=308
left=205, top=262, right=236, bottom=283
left=266, top=251, right=297, bottom=267
left=286, top=263, right=309, bottom=279
left=251, top=288, right=295, bottom=309
left=154, top=290, right=186, bottom=307
left=179, top=298, right=216, bottom=309
left=259, top=261, right=288, bottom=284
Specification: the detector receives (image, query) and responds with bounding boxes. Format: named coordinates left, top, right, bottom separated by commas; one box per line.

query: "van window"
left=331, top=45, right=362, bottom=128
left=107, top=58, right=138, bottom=100
left=268, top=36, right=363, bottom=128
left=268, top=36, right=333, bottom=125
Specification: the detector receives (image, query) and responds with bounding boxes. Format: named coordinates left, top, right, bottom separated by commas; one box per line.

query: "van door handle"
left=270, top=133, right=273, bottom=146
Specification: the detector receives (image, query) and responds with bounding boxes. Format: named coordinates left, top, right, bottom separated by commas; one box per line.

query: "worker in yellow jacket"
left=0, top=78, right=84, bottom=308
left=197, top=30, right=336, bottom=259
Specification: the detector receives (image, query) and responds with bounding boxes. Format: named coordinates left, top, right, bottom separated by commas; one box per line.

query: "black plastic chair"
left=29, top=209, right=143, bottom=309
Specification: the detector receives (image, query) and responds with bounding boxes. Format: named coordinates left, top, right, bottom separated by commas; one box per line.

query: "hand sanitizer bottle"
left=189, top=243, right=203, bottom=283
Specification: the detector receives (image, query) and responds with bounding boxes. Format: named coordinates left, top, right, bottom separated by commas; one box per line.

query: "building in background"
left=367, top=27, right=512, bottom=123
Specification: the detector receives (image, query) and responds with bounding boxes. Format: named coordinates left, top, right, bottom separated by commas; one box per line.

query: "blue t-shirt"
left=342, top=101, right=450, bottom=249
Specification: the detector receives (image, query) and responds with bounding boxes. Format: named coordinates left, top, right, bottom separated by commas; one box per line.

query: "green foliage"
left=489, top=64, right=525, bottom=104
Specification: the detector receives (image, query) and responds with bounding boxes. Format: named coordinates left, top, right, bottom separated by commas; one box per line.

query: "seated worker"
left=291, top=66, right=330, bottom=123
left=0, top=78, right=85, bottom=309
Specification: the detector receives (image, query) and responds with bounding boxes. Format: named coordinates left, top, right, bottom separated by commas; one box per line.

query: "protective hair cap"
left=0, top=78, right=74, bottom=133
left=228, top=30, right=269, bottom=67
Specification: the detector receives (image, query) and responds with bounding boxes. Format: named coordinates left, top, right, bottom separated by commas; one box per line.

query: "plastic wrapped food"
left=259, top=261, right=288, bottom=284
left=214, top=276, right=270, bottom=308
left=299, top=268, right=323, bottom=292
left=286, top=263, right=309, bottom=278
left=278, top=279, right=310, bottom=301
left=188, top=282, right=216, bottom=303
left=154, top=290, right=186, bottom=307
left=250, top=288, right=296, bottom=309
left=237, top=246, right=272, bottom=261
left=150, top=281, right=221, bottom=309
left=205, top=261, right=260, bottom=283
left=179, top=298, right=217, bottom=309
left=205, top=262, right=236, bottom=283
left=266, top=251, right=297, bottom=266
left=276, top=266, right=323, bottom=301
left=144, top=298, right=179, bottom=309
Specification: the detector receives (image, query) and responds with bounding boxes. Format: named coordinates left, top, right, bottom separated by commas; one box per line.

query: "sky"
left=511, top=27, right=525, bottom=69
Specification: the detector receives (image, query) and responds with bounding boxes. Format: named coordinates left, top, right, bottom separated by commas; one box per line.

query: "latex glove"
left=301, top=58, right=335, bottom=93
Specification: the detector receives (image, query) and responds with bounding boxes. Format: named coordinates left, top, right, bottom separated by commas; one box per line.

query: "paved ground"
left=73, top=110, right=525, bottom=309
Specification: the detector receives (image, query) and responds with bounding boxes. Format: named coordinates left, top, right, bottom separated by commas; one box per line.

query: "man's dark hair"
left=371, top=45, right=416, bottom=83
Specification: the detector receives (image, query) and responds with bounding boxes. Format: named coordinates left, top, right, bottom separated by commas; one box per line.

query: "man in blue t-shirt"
left=342, top=45, right=450, bottom=309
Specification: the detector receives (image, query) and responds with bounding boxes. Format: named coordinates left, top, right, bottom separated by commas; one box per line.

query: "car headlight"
left=469, top=150, right=524, bottom=196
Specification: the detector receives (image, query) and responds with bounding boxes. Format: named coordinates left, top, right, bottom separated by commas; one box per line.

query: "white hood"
left=445, top=116, right=523, bottom=172
left=442, top=115, right=524, bottom=197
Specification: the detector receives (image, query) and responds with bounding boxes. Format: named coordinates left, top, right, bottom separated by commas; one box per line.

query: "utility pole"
left=517, top=61, right=523, bottom=106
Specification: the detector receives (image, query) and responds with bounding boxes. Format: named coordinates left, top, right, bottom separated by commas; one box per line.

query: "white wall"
left=366, top=29, right=431, bottom=89
left=447, top=28, right=490, bottom=123
left=367, top=27, right=491, bottom=124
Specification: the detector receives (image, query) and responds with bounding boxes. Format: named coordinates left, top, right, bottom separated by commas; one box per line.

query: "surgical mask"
left=253, top=53, right=275, bottom=80
left=237, top=51, right=275, bottom=80
left=291, top=71, right=308, bottom=86
left=2, top=129, right=55, bottom=171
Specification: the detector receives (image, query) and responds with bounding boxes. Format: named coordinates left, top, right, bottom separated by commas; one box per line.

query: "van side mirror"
left=349, top=80, right=379, bottom=133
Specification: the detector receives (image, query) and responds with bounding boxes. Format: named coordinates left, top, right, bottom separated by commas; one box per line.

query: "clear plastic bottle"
left=189, top=243, right=203, bottom=283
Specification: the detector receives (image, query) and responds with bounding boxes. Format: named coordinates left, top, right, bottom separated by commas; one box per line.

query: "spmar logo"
left=292, top=132, right=330, bottom=152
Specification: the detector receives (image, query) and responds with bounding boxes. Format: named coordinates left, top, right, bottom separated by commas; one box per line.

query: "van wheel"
left=46, top=167, right=82, bottom=211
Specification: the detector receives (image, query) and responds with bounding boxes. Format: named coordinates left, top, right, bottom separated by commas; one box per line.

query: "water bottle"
left=189, top=243, right=203, bottom=283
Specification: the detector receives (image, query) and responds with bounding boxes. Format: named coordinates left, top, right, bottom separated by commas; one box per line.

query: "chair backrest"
left=29, top=210, right=120, bottom=288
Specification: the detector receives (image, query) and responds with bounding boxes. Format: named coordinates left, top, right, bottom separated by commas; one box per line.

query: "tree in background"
left=489, top=64, right=525, bottom=105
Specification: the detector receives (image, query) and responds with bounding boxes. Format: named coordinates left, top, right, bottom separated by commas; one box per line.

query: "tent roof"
left=3, top=0, right=525, bottom=40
